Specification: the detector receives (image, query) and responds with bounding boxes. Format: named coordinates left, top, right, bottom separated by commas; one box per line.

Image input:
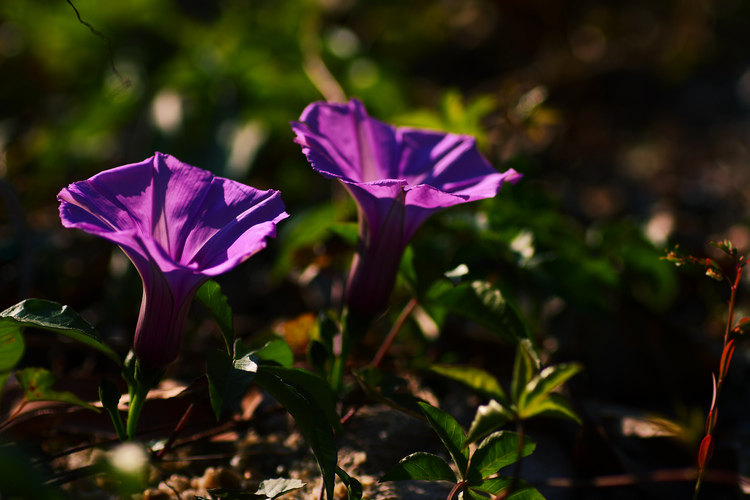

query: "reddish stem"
left=371, top=297, right=418, bottom=368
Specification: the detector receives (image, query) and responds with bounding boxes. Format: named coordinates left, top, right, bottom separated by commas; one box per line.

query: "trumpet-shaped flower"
left=292, top=99, right=521, bottom=317
left=58, top=152, right=288, bottom=368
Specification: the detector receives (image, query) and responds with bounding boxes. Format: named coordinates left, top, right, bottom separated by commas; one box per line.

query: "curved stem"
left=0, top=399, right=28, bottom=433
left=126, top=379, right=151, bottom=440
left=447, top=480, right=467, bottom=500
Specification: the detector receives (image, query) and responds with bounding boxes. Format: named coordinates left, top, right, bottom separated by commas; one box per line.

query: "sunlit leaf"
left=0, top=299, right=119, bottom=364
left=255, top=478, right=306, bottom=499
left=511, top=339, right=539, bottom=404
left=467, top=431, right=535, bottom=482
left=252, top=339, right=294, bottom=368
left=429, top=364, right=507, bottom=403
left=196, top=280, right=234, bottom=355
left=417, top=401, right=469, bottom=478
left=16, top=367, right=98, bottom=411
left=465, top=399, right=515, bottom=446
left=380, top=452, right=457, bottom=483
left=520, top=393, right=581, bottom=424
left=518, top=363, right=582, bottom=418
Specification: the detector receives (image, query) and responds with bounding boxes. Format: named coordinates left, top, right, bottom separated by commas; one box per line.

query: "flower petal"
left=292, top=99, right=399, bottom=182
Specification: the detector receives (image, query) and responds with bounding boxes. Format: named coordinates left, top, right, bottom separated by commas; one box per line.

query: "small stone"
left=141, top=488, right=173, bottom=500
left=197, top=466, right=242, bottom=490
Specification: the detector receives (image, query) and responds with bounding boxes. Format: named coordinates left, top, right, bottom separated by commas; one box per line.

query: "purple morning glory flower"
left=58, top=152, right=288, bottom=368
left=291, top=99, right=521, bottom=317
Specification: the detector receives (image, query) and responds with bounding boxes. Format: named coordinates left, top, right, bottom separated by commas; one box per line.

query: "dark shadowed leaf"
left=468, top=477, right=544, bottom=499
left=432, top=281, right=527, bottom=345
left=429, top=364, right=507, bottom=403
left=417, top=401, right=469, bottom=478
left=336, top=467, right=363, bottom=500
left=380, top=452, right=457, bottom=483
left=16, top=367, right=98, bottom=411
left=465, top=399, right=515, bottom=446
left=259, top=365, right=341, bottom=433
left=0, top=299, right=118, bottom=364
left=255, top=367, right=337, bottom=500
left=353, top=366, right=425, bottom=419
left=98, top=377, right=126, bottom=441
left=196, top=280, right=234, bottom=355
left=206, top=348, right=259, bottom=419
left=467, top=431, right=535, bottom=482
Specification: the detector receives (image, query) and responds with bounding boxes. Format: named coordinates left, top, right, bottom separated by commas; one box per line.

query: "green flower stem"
left=125, top=361, right=164, bottom=441
left=333, top=310, right=371, bottom=395
left=106, top=406, right=128, bottom=442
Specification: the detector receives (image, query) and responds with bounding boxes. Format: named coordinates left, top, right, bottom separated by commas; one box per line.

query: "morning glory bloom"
left=58, top=152, right=288, bottom=368
left=291, top=99, right=521, bottom=317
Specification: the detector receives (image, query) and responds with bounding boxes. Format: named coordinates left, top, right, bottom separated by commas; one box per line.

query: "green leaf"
left=206, top=348, right=259, bottom=419
left=518, top=363, right=582, bottom=419
left=519, top=392, right=581, bottom=424
left=196, top=280, right=234, bottom=355
left=511, top=339, right=540, bottom=404
left=259, top=365, right=341, bottom=434
left=465, top=399, right=515, bottom=446
left=417, top=401, right=469, bottom=478
left=0, top=324, right=24, bottom=372
left=380, top=452, right=457, bottom=483
left=251, top=339, right=294, bottom=368
left=255, top=367, right=337, bottom=500
left=429, top=364, right=507, bottom=403
left=99, top=377, right=126, bottom=441
left=255, top=478, right=306, bottom=499
left=353, top=366, right=425, bottom=419
left=467, top=431, right=535, bottom=482
left=432, top=281, right=527, bottom=345
left=336, top=467, right=363, bottom=500
left=468, top=477, right=545, bottom=499
left=16, top=367, right=98, bottom=411
left=0, top=299, right=119, bottom=364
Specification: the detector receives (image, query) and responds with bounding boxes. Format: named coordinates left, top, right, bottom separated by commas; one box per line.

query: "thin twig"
left=65, top=0, right=126, bottom=85
left=156, top=402, right=196, bottom=460
left=371, top=297, right=418, bottom=368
